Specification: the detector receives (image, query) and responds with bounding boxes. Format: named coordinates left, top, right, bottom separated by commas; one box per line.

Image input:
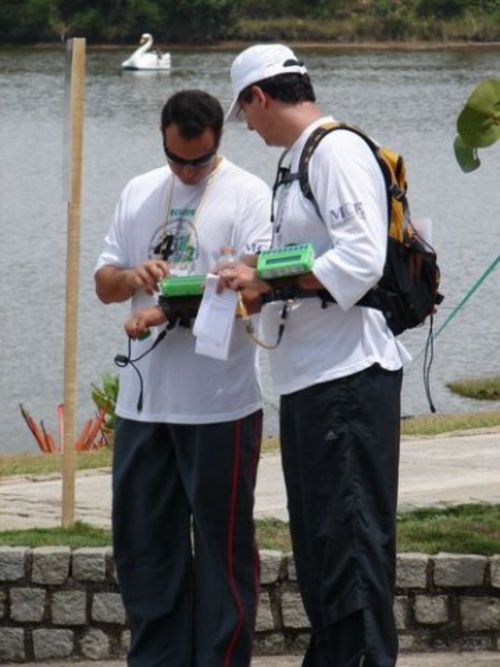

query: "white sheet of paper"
left=193, top=273, right=238, bottom=360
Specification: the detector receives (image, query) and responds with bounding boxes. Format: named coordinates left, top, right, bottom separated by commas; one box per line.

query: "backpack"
left=296, top=121, right=444, bottom=337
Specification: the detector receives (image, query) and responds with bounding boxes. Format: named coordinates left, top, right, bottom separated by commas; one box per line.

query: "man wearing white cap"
left=224, top=44, right=408, bottom=666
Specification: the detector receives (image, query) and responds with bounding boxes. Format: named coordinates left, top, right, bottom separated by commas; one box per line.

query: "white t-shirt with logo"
left=96, top=157, right=272, bottom=424
left=261, top=116, right=410, bottom=395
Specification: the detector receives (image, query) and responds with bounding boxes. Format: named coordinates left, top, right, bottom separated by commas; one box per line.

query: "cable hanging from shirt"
left=409, top=254, right=500, bottom=366
left=403, top=254, right=499, bottom=413
left=237, top=293, right=289, bottom=350
left=114, top=330, right=167, bottom=412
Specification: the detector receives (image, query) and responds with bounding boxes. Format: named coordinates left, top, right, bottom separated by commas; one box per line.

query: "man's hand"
left=216, top=262, right=270, bottom=295
left=126, top=260, right=170, bottom=296
left=95, top=261, right=170, bottom=304
left=125, top=306, right=166, bottom=339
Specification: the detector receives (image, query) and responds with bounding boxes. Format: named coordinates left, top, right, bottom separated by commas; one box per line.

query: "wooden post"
left=62, top=38, right=86, bottom=528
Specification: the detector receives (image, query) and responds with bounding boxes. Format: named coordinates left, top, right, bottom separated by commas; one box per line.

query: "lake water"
left=1, top=45, right=499, bottom=454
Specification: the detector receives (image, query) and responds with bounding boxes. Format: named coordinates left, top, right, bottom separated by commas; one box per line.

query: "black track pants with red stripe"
left=112, top=411, right=262, bottom=667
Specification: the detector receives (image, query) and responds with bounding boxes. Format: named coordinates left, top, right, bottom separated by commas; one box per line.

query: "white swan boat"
left=121, top=33, right=171, bottom=71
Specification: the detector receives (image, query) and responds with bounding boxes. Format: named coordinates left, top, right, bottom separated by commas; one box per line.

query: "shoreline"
left=3, top=39, right=500, bottom=52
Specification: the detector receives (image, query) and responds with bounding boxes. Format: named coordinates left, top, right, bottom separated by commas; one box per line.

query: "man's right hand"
left=126, top=260, right=170, bottom=296
left=95, top=261, right=169, bottom=304
left=216, top=262, right=271, bottom=295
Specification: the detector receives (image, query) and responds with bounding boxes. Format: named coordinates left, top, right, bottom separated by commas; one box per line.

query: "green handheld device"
left=256, top=244, right=315, bottom=280
left=159, top=274, right=205, bottom=298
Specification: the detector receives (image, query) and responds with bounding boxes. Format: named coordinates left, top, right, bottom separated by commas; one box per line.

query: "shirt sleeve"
left=309, top=131, right=388, bottom=311
left=94, top=182, right=131, bottom=273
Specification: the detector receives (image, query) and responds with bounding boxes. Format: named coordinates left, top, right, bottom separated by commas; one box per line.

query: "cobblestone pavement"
left=4, top=653, right=500, bottom=666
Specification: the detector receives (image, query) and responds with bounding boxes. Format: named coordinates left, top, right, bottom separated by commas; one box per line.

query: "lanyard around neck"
left=164, top=156, right=222, bottom=238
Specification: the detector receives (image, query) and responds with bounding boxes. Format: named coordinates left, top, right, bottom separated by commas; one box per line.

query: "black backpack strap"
left=297, top=121, right=397, bottom=229
left=297, top=122, right=341, bottom=219
left=292, top=122, right=395, bottom=314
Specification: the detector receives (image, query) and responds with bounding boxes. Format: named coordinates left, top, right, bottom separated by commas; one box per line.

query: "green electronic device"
left=159, top=274, right=205, bottom=298
left=256, top=244, right=315, bottom=280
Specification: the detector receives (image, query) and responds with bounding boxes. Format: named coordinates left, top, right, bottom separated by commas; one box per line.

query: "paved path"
left=1, top=429, right=499, bottom=530
left=4, top=652, right=500, bottom=666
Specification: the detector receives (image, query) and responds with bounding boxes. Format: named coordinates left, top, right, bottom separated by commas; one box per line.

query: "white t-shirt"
left=96, top=157, right=272, bottom=423
left=261, top=117, right=410, bottom=395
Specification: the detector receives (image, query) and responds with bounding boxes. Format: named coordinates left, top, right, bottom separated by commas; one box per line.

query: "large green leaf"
left=457, top=78, right=500, bottom=148
left=453, top=135, right=481, bottom=173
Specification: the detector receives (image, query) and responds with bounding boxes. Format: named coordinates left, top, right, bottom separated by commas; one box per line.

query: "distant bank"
left=10, top=39, right=500, bottom=52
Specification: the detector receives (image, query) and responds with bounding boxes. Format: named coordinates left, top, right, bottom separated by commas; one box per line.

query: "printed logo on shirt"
left=329, top=201, right=366, bottom=224
left=245, top=240, right=271, bottom=254
left=171, top=208, right=195, bottom=217
left=148, top=216, right=199, bottom=274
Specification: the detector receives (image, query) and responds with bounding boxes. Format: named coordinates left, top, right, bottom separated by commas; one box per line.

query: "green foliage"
left=457, top=78, right=500, bottom=148
left=371, top=0, right=405, bottom=18
left=453, top=135, right=481, bottom=172
left=120, top=0, right=163, bottom=42
left=233, top=17, right=346, bottom=42
left=238, top=0, right=296, bottom=19
left=91, top=373, right=119, bottom=434
left=2, top=0, right=500, bottom=43
left=164, top=0, right=243, bottom=42
left=0, top=0, right=60, bottom=42
left=415, top=0, right=469, bottom=18
left=69, top=8, right=107, bottom=39
left=454, top=78, right=500, bottom=172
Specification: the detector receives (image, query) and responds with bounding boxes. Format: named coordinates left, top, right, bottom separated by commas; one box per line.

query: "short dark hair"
left=161, top=90, right=224, bottom=145
left=238, top=73, right=316, bottom=106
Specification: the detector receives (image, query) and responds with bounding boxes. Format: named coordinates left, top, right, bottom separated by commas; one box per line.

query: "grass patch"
left=255, top=518, right=291, bottom=552
left=258, top=505, right=500, bottom=555
left=1, top=505, right=500, bottom=554
left=401, top=409, right=500, bottom=436
left=0, top=522, right=111, bottom=548
left=397, top=504, right=500, bottom=555
left=0, top=448, right=112, bottom=479
left=447, top=377, right=500, bottom=401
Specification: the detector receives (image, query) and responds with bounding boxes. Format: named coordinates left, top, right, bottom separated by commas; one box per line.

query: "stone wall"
left=0, top=547, right=499, bottom=662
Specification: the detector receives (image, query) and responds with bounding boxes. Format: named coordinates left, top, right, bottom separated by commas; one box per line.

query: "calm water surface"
left=1, top=46, right=499, bottom=453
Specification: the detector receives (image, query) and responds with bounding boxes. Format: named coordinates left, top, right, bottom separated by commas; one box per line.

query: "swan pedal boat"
left=121, top=33, right=171, bottom=71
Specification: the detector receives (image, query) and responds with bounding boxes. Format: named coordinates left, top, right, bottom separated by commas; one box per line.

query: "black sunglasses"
left=163, top=139, right=217, bottom=168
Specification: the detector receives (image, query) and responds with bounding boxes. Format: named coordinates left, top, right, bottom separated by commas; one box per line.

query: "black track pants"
left=280, top=365, right=402, bottom=667
left=112, top=411, right=263, bottom=667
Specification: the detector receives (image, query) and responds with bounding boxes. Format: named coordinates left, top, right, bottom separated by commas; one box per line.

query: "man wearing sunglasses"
left=95, top=89, right=271, bottom=667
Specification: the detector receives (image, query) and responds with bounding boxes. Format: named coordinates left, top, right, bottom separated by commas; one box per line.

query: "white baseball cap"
left=226, top=44, right=308, bottom=122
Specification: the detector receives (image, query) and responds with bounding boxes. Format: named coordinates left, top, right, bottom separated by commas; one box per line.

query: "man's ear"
left=250, top=85, right=268, bottom=108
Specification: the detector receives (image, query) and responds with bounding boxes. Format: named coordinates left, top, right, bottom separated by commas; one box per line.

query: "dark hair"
left=238, top=73, right=316, bottom=106
left=161, top=90, right=224, bottom=145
